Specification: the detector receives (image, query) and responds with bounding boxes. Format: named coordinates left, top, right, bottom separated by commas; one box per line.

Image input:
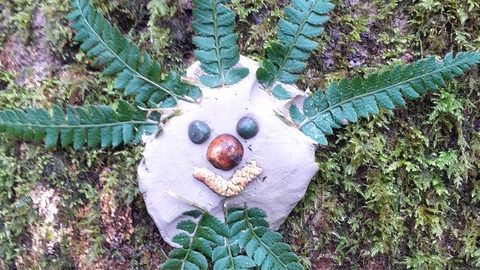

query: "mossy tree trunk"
left=0, top=0, right=479, bottom=269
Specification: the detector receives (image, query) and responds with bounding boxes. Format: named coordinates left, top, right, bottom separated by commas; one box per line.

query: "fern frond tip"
left=67, top=0, right=196, bottom=107
left=257, top=0, right=335, bottom=94
left=294, top=51, right=480, bottom=145
left=192, top=0, right=248, bottom=87
left=0, top=102, right=157, bottom=149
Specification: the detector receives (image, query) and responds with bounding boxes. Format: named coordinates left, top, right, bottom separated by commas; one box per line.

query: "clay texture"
left=138, top=56, right=319, bottom=244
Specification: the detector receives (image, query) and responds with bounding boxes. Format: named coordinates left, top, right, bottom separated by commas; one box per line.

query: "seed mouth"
left=193, top=161, right=262, bottom=197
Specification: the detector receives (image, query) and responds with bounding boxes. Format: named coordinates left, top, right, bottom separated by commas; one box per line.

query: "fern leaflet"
left=290, top=52, right=480, bottom=145
left=66, top=0, right=200, bottom=106
left=0, top=100, right=157, bottom=149
left=211, top=241, right=256, bottom=269
left=227, top=206, right=304, bottom=270
left=256, top=0, right=334, bottom=100
left=162, top=209, right=230, bottom=270
left=191, top=0, right=249, bottom=88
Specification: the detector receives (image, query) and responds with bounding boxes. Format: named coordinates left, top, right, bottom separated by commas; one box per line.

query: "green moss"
left=283, top=78, right=480, bottom=267
left=229, top=0, right=285, bottom=63
left=39, top=0, right=74, bottom=57
left=408, top=0, right=480, bottom=52
left=0, top=2, right=165, bottom=267
left=1, top=0, right=480, bottom=268
left=279, top=0, right=480, bottom=267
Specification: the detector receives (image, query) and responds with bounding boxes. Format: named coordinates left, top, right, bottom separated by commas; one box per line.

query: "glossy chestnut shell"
left=206, top=134, right=244, bottom=171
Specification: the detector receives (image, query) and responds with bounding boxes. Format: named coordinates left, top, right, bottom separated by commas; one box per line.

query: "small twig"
left=166, top=190, right=209, bottom=213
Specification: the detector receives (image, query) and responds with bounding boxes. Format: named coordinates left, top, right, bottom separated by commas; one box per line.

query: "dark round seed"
left=188, top=120, right=211, bottom=144
left=236, top=117, right=259, bottom=139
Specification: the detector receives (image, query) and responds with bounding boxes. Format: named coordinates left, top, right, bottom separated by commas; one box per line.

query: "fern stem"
left=130, top=74, right=193, bottom=103
left=211, top=0, right=225, bottom=86
left=0, top=121, right=153, bottom=130
left=223, top=236, right=237, bottom=268
left=166, top=190, right=209, bottom=213
left=183, top=214, right=207, bottom=269
left=242, top=205, right=289, bottom=268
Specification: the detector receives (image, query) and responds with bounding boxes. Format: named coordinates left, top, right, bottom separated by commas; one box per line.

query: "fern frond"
left=291, top=52, right=480, bottom=145
left=227, top=206, right=304, bottom=270
left=66, top=0, right=199, bottom=106
left=0, top=100, right=157, bottom=149
left=163, top=205, right=302, bottom=269
left=191, top=0, right=249, bottom=88
left=162, top=209, right=230, bottom=270
left=256, top=0, right=334, bottom=100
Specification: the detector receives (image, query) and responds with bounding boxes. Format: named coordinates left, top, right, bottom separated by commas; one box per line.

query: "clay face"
left=138, top=56, right=319, bottom=245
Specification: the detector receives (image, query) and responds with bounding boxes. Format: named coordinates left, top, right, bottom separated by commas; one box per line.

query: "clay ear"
left=268, top=83, right=310, bottom=122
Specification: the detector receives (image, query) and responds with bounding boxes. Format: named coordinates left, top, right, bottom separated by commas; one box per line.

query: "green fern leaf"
left=161, top=258, right=201, bottom=270
left=256, top=0, right=334, bottom=94
left=191, top=0, right=248, bottom=88
left=272, top=85, right=292, bottom=100
left=212, top=243, right=256, bottom=270
left=293, top=52, right=480, bottom=145
left=0, top=100, right=157, bottom=149
left=67, top=0, right=199, bottom=106
left=227, top=206, right=304, bottom=270
left=212, top=235, right=258, bottom=269
left=162, top=209, right=230, bottom=270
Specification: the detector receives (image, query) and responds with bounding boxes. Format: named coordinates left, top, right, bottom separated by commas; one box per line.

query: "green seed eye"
left=188, top=120, right=211, bottom=144
left=236, top=117, right=259, bottom=139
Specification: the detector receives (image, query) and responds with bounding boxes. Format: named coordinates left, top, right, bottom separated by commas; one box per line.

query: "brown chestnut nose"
left=206, top=134, right=244, bottom=171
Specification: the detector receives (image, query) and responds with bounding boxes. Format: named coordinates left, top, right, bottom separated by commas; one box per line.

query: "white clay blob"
left=138, top=56, right=319, bottom=245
